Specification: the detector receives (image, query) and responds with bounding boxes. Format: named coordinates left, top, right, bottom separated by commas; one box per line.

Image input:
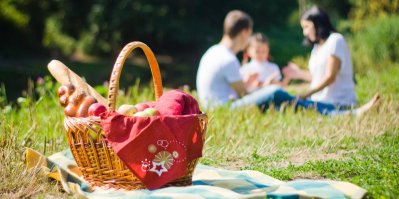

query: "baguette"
left=48, top=60, right=107, bottom=105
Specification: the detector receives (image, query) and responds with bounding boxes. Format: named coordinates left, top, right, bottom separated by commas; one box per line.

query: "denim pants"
left=231, top=85, right=353, bottom=115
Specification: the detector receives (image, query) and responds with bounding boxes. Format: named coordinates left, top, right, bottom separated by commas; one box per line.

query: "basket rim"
left=65, top=112, right=207, bottom=120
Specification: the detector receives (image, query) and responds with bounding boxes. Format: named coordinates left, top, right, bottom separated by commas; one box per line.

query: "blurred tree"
left=0, top=0, right=29, bottom=28
left=0, top=0, right=52, bottom=57
left=350, top=14, right=399, bottom=72
left=349, top=0, right=399, bottom=31
left=298, top=0, right=351, bottom=21
left=1, top=0, right=300, bottom=58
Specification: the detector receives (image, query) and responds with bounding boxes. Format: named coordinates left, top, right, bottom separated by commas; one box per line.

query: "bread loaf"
left=68, top=89, right=86, bottom=106
left=64, top=104, right=77, bottom=117
left=58, top=84, right=75, bottom=106
left=77, top=96, right=97, bottom=117
left=57, top=84, right=75, bottom=97
left=57, top=84, right=99, bottom=117
left=59, top=95, right=68, bottom=106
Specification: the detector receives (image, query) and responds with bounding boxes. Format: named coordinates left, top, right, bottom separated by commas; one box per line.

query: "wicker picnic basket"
left=63, top=42, right=208, bottom=190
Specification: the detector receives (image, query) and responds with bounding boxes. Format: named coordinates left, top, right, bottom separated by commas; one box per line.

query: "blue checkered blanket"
left=25, top=148, right=366, bottom=199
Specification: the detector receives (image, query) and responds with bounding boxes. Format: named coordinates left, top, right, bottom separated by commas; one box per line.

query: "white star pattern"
left=149, top=161, right=168, bottom=176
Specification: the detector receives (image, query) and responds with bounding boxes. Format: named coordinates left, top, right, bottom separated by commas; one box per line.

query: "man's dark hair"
left=224, top=10, right=253, bottom=39
left=301, top=6, right=336, bottom=45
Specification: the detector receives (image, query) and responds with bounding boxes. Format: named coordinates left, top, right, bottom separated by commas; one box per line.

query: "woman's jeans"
left=231, top=85, right=353, bottom=115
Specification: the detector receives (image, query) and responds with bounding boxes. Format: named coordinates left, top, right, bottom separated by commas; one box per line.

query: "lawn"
left=0, top=64, right=398, bottom=198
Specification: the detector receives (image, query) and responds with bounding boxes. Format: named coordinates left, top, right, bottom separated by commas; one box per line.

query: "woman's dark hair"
left=301, top=6, right=336, bottom=45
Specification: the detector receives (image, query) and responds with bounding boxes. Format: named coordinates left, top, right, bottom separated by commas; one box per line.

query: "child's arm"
left=268, top=78, right=290, bottom=87
left=261, top=71, right=290, bottom=87
left=243, top=73, right=261, bottom=92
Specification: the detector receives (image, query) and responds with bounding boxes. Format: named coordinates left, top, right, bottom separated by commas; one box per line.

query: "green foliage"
left=265, top=25, right=308, bottom=66
left=43, top=17, right=77, bottom=56
left=349, top=15, right=399, bottom=72
left=300, top=0, right=352, bottom=20
left=2, top=0, right=398, bottom=87
left=0, top=0, right=300, bottom=57
left=0, top=0, right=29, bottom=28
left=0, top=84, right=7, bottom=107
left=349, top=0, right=399, bottom=31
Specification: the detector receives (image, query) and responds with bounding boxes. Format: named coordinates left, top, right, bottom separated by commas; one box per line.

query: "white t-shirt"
left=196, top=44, right=242, bottom=108
left=309, top=33, right=357, bottom=106
left=240, top=60, right=282, bottom=82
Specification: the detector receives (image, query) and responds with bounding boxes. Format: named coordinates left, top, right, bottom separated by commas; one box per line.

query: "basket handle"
left=107, top=42, right=163, bottom=111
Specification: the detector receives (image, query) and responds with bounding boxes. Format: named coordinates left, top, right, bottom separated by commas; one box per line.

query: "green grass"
left=1, top=65, right=398, bottom=198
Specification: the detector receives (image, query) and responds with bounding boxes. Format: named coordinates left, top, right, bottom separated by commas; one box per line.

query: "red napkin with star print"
left=100, top=90, right=204, bottom=189
left=101, top=112, right=203, bottom=189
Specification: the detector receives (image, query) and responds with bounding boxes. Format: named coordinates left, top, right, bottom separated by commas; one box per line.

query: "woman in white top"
left=284, top=6, right=357, bottom=106
left=232, top=6, right=379, bottom=116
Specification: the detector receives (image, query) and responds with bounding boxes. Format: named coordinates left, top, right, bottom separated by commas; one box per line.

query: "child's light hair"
left=250, top=32, right=269, bottom=46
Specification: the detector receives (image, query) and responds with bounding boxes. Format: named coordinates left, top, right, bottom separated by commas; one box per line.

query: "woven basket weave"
left=63, top=42, right=208, bottom=190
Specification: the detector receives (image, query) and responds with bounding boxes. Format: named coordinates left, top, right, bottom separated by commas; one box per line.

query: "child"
left=240, top=33, right=289, bottom=92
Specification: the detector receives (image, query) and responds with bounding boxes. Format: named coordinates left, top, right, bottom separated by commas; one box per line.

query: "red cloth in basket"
left=154, top=89, right=200, bottom=115
left=100, top=90, right=203, bottom=189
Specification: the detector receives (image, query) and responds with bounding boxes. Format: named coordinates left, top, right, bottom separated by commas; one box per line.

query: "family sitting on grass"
left=196, top=6, right=380, bottom=116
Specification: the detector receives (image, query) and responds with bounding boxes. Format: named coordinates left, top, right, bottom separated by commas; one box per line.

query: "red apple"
left=135, top=103, right=150, bottom=112
left=88, top=103, right=107, bottom=116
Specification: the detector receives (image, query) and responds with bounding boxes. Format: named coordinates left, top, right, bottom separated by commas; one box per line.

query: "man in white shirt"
left=196, top=10, right=253, bottom=108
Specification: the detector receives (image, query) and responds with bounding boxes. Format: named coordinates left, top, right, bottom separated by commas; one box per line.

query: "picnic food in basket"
left=56, top=84, right=160, bottom=118
left=57, top=84, right=98, bottom=117
left=88, top=102, right=107, bottom=116
left=117, top=104, right=161, bottom=117
left=132, top=107, right=159, bottom=116
left=49, top=41, right=207, bottom=190
left=117, top=104, right=137, bottom=115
